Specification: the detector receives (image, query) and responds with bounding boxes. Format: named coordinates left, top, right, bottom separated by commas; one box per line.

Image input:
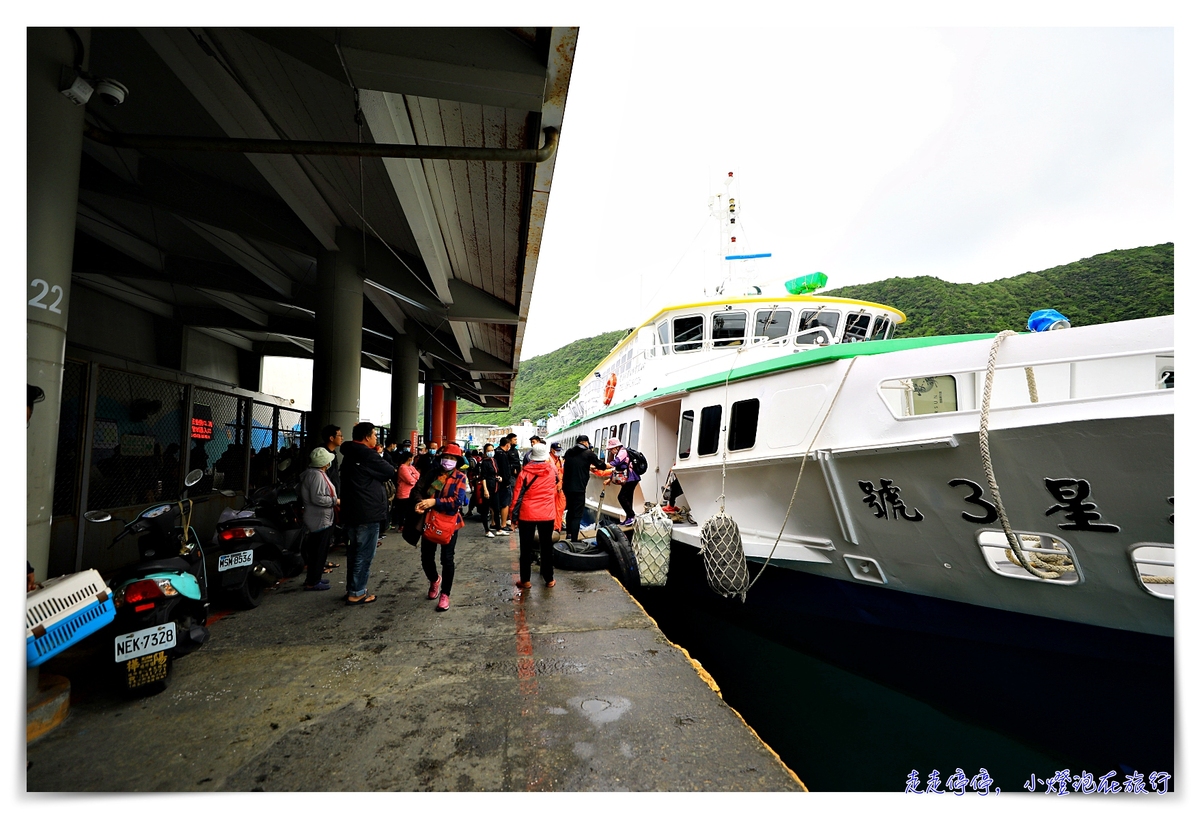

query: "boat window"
left=698, top=405, right=722, bottom=456
left=798, top=309, right=840, bottom=337
left=678, top=411, right=694, bottom=459
left=657, top=322, right=671, bottom=355
left=755, top=308, right=792, bottom=341
left=911, top=376, right=957, bottom=414
left=618, top=423, right=626, bottom=443
left=628, top=420, right=640, bottom=451
left=870, top=316, right=893, bottom=341
left=842, top=312, right=872, bottom=342
left=727, top=399, right=759, bottom=451
left=880, top=376, right=958, bottom=416
left=712, top=311, right=747, bottom=347
left=673, top=315, right=705, bottom=353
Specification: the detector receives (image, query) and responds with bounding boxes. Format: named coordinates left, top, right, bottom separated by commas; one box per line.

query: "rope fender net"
left=701, top=513, right=749, bottom=601
left=632, top=503, right=673, bottom=587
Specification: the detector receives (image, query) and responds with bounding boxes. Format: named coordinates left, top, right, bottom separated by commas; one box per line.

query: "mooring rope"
left=979, top=331, right=1065, bottom=580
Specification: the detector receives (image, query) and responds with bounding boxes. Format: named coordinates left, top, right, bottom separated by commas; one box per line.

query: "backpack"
left=626, top=448, right=648, bottom=476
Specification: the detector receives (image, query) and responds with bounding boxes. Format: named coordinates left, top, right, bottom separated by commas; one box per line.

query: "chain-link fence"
left=52, top=361, right=87, bottom=517
left=87, top=369, right=187, bottom=510
left=276, top=407, right=306, bottom=484
left=190, top=388, right=247, bottom=495
left=53, top=366, right=309, bottom=512
left=248, top=402, right=279, bottom=492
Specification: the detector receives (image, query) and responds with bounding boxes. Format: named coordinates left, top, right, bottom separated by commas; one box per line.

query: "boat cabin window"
left=727, top=399, right=760, bottom=451
left=618, top=423, right=626, bottom=443
left=712, top=310, right=747, bottom=347
left=657, top=322, right=671, bottom=355
left=755, top=308, right=792, bottom=342
left=673, top=315, right=705, bottom=353
left=678, top=411, right=694, bottom=459
left=698, top=405, right=722, bottom=456
left=842, top=312, right=872, bottom=342
left=798, top=309, right=840, bottom=344
left=628, top=420, right=640, bottom=451
left=870, top=316, right=894, bottom=342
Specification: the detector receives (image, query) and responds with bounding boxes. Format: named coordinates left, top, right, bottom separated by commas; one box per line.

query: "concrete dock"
left=27, top=522, right=805, bottom=792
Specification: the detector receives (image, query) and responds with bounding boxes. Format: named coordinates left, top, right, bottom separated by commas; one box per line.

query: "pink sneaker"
left=427, top=576, right=441, bottom=599
left=436, top=593, right=450, bottom=612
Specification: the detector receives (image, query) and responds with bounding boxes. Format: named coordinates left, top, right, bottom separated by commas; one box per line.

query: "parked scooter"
left=83, top=469, right=224, bottom=695
left=211, top=478, right=306, bottom=608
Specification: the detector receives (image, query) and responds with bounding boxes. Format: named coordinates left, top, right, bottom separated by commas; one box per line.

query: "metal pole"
left=73, top=362, right=100, bottom=573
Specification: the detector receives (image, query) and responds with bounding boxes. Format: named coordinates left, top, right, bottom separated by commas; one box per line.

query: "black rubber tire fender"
left=552, top=540, right=610, bottom=571
left=597, top=523, right=640, bottom=588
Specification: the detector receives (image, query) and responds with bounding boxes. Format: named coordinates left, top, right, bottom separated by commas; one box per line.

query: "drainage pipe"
left=84, top=124, right=559, bottom=163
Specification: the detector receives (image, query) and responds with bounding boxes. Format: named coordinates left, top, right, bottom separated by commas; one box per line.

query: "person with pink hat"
left=605, top=437, right=640, bottom=526
left=412, top=442, right=470, bottom=611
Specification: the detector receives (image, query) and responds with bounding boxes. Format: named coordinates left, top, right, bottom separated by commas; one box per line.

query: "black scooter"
left=211, top=481, right=306, bottom=608
left=84, top=469, right=225, bottom=695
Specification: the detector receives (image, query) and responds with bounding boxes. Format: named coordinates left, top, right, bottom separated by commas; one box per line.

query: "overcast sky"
left=519, top=25, right=1174, bottom=359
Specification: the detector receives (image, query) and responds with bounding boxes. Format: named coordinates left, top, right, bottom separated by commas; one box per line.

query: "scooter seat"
left=108, top=558, right=193, bottom=587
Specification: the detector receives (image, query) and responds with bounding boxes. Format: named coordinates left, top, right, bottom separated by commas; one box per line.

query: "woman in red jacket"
left=510, top=442, right=560, bottom=589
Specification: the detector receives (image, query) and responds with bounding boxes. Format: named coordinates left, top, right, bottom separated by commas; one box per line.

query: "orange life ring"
left=604, top=373, right=617, bottom=405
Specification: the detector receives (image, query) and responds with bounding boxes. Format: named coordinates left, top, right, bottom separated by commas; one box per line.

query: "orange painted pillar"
left=430, top=384, right=443, bottom=449
left=442, top=387, right=457, bottom=448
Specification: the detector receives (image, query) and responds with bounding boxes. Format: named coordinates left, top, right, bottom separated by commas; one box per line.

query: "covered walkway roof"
left=71, top=27, right=577, bottom=407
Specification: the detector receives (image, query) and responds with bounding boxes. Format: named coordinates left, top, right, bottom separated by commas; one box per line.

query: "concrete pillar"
left=390, top=333, right=419, bottom=448
left=442, top=387, right=457, bottom=448
left=27, top=28, right=89, bottom=582
left=429, top=384, right=444, bottom=449
left=310, top=228, right=363, bottom=452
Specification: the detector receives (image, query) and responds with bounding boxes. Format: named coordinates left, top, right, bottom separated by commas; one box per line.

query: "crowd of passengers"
left=297, top=424, right=637, bottom=612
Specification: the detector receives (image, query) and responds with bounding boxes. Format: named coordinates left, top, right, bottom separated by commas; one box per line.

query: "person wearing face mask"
left=478, top=443, right=501, bottom=537
left=412, top=443, right=470, bottom=612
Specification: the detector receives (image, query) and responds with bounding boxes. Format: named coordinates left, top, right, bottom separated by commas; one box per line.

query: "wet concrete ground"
left=27, top=521, right=805, bottom=792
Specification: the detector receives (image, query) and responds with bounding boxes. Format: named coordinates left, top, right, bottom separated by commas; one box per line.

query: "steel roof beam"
left=139, top=27, right=341, bottom=251
left=243, top=28, right=549, bottom=112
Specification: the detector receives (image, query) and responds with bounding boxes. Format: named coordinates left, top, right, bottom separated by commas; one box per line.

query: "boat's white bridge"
left=548, top=294, right=906, bottom=431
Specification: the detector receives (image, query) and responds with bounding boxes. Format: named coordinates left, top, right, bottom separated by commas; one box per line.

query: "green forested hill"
left=825, top=243, right=1173, bottom=337
left=456, top=243, right=1171, bottom=428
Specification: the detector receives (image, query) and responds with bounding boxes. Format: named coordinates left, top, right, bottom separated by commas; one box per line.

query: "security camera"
left=93, top=78, right=128, bottom=106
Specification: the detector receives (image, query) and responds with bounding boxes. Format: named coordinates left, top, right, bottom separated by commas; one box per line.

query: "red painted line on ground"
left=510, top=532, right=547, bottom=790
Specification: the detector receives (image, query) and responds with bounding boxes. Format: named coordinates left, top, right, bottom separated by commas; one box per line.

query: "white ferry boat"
left=546, top=174, right=1173, bottom=643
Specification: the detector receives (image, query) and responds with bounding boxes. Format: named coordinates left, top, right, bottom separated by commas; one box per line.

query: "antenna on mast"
left=713, top=171, right=771, bottom=296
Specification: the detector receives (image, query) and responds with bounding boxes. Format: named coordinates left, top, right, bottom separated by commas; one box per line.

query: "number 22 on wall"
left=28, top=279, right=64, bottom=314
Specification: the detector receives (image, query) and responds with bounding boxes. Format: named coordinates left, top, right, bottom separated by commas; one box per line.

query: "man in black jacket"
left=494, top=437, right=516, bottom=535
left=561, top=435, right=609, bottom=542
left=339, top=422, right=394, bottom=605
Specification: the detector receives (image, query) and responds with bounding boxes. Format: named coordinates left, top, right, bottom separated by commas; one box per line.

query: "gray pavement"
left=26, top=519, right=806, bottom=792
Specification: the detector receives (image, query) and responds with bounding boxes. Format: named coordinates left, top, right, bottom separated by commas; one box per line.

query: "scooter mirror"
left=83, top=511, right=112, bottom=523
left=184, top=469, right=204, bottom=487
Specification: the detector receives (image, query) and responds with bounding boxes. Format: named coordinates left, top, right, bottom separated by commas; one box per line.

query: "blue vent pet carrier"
left=26, top=569, right=116, bottom=667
